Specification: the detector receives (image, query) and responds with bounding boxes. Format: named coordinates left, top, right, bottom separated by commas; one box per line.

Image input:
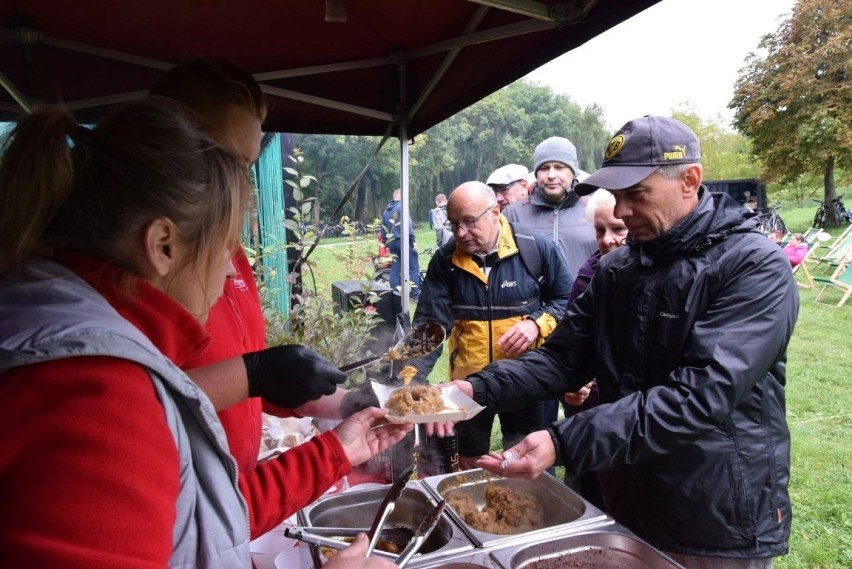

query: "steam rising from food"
left=447, top=483, right=544, bottom=535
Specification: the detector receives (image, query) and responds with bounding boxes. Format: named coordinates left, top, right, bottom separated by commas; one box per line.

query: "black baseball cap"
left=575, top=116, right=701, bottom=196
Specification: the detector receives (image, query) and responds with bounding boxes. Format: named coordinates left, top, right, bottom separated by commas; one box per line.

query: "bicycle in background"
left=812, top=195, right=852, bottom=228
left=756, top=203, right=787, bottom=235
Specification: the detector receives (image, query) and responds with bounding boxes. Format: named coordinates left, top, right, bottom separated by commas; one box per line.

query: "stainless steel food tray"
left=298, top=483, right=473, bottom=567
left=415, top=550, right=502, bottom=568
left=421, top=469, right=609, bottom=548
left=488, top=526, right=686, bottom=569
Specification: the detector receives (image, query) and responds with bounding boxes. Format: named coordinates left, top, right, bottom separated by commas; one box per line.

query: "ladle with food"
left=338, top=321, right=445, bottom=374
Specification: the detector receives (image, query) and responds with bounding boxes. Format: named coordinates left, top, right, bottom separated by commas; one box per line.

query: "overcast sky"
left=524, top=0, right=797, bottom=131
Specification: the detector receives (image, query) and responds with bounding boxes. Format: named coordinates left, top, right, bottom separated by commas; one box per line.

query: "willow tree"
left=730, top=0, right=852, bottom=226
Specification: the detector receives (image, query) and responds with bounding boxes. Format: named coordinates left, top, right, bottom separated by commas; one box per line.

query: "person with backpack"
left=429, top=193, right=453, bottom=246
left=381, top=188, right=422, bottom=302
left=409, top=181, right=573, bottom=469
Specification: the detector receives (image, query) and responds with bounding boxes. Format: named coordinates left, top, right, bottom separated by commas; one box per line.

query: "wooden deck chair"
left=808, top=225, right=852, bottom=275
left=801, top=227, right=824, bottom=244
left=813, top=248, right=852, bottom=307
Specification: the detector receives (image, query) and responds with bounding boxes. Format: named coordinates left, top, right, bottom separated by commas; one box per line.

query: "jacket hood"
left=384, top=200, right=399, bottom=212
left=628, top=188, right=758, bottom=262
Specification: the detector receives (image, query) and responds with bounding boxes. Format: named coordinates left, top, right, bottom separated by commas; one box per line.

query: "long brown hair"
left=0, top=98, right=249, bottom=282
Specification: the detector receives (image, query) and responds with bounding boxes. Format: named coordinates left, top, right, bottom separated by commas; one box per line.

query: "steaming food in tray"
left=387, top=322, right=445, bottom=360
left=446, top=482, right=544, bottom=535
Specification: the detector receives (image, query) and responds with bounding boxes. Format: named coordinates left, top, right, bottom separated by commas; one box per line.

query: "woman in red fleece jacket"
left=152, top=60, right=391, bottom=537
left=0, top=100, right=405, bottom=568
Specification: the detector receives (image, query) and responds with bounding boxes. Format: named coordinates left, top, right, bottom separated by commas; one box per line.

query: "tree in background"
left=293, top=80, right=611, bottom=223
left=730, top=0, right=852, bottom=227
left=672, top=106, right=762, bottom=181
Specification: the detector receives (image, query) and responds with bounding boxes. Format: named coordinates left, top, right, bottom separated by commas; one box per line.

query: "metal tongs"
left=339, top=321, right=445, bottom=374
left=393, top=499, right=446, bottom=568
left=281, top=527, right=397, bottom=559
left=365, top=464, right=415, bottom=556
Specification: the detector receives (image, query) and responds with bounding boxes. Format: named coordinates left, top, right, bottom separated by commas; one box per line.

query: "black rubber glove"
left=243, top=345, right=346, bottom=409
left=340, top=382, right=381, bottom=418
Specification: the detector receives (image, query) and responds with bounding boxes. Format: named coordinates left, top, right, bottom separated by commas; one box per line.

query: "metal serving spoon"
left=339, top=321, right=445, bottom=374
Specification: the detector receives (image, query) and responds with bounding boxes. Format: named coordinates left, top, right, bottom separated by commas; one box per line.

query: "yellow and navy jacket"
left=411, top=214, right=572, bottom=380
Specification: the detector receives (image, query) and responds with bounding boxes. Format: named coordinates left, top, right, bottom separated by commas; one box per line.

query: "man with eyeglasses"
left=409, top=181, right=572, bottom=469
left=486, top=163, right=531, bottom=211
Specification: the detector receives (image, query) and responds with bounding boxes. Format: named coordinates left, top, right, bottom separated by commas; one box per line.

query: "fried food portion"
left=447, top=482, right=544, bottom=535
left=399, top=365, right=418, bottom=385
left=386, top=384, right=445, bottom=416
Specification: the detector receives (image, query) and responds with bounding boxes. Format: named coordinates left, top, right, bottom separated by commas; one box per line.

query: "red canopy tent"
left=0, top=0, right=660, bottom=310
left=0, top=0, right=659, bottom=136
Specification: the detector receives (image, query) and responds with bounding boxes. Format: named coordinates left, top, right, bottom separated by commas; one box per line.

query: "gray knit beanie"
left=533, top=136, right=579, bottom=175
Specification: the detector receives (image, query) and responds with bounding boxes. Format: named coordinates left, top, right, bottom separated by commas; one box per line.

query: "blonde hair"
left=150, top=58, right=267, bottom=126
left=0, top=98, right=249, bottom=289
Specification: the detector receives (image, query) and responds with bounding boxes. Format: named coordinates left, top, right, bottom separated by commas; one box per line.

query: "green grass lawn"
left=300, top=222, right=851, bottom=568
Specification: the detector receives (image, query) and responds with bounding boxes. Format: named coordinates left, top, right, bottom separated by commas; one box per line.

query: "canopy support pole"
left=398, top=52, right=412, bottom=317
left=399, top=124, right=411, bottom=316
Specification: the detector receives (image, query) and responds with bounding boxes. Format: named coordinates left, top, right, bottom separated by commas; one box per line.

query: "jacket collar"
left=452, top=214, right=519, bottom=282
left=527, top=183, right=580, bottom=210
left=628, top=187, right=758, bottom=264
left=56, top=251, right=211, bottom=367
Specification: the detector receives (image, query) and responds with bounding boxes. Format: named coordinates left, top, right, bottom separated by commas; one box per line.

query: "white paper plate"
left=372, top=381, right=485, bottom=424
left=272, top=546, right=301, bottom=569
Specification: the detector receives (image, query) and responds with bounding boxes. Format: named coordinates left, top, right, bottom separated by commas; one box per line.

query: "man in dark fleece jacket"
left=454, top=116, right=798, bottom=569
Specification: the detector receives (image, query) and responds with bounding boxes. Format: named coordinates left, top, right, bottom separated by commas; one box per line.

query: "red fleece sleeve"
left=239, top=431, right=351, bottom=536
left=0, top=358, right=180, bottom=569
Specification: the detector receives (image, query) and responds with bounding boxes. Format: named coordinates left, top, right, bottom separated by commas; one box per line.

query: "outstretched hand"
left=244, top=344, right=347, bottom=409
left=323, top=533, right=398, bottom=568
left=422, top=380, right=474, bottom=437
left=475, top=430, right=556, bottom=479
left=563, top=381, right=594, bottom=407
left=334, top=407, right=413, bottom=467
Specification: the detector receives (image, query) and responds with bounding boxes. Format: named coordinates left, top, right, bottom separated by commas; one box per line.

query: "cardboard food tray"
left=371, top=382, right=485, bottom=424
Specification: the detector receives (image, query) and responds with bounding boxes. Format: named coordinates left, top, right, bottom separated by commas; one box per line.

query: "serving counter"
left=275, top=469, right=684, bottom=569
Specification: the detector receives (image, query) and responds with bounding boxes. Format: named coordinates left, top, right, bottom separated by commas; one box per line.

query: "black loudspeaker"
left=331, top=280, right=394, bottom=324
left=704, top=179, right=766, bottom=208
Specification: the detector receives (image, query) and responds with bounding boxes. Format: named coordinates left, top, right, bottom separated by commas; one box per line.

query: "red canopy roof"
left=0, top=1, right=659, bottom=136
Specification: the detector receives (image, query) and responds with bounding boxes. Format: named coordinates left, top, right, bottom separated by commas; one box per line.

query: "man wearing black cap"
left=454, top=116, right=798, bottom=567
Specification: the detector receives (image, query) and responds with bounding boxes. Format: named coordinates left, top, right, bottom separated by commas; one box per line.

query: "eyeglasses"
left=444, top=206, right=494, bottom=232
left=492, top=180, right=521, bottom=195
